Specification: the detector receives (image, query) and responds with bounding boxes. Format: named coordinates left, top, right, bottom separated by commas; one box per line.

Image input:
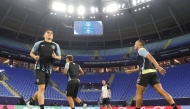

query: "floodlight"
left=78, top=6, right=85, bottom=15
left=68, top=5, right=74, bottom=13
left=52, top=2, right=66, bottom=12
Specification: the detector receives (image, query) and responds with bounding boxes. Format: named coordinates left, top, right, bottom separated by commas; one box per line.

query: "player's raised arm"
left=125, top=66, right=140, bottom=74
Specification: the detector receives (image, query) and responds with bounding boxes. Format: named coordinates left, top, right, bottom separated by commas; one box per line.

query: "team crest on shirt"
left=36, top=79, right=39, bottom=83
left=51, top=45, right=55, bottom=49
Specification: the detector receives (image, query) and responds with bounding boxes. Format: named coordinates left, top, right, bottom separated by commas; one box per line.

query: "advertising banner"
left=0, top=105, right=14, bottom=109
left=62, top=107, right=99, bottom=109
left=1, top=105, right=190, bottom=109
left=14, top=105, right=61, bottom=109
left=13, top=106, right=99, bottom=109
left=181, top=106, right=190, bottom=109
left=100, top=106, right=185, bottom=109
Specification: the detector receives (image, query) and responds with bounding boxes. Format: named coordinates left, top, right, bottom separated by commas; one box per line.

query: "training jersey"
left=64, top=62, right=81, bottom=81
left=32, top=40, right=61, bottom=74
left=102, top=85, right=110, bottom=98
left=137, top=48, right=156, bottom=75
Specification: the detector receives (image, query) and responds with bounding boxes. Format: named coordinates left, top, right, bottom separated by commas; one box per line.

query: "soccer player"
left=125, top=40, right=178, bottom=109
left=27, top=30, right=61, bottom=109
left=63, top=55, right=87, bottom=109
left=100, top=80, right=112, bottom=109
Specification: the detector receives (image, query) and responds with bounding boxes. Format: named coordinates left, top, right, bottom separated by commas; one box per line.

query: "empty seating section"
left=143, top=64, right=190, bottom=99
left=51, top=73, right=110, bottom=101
left=121, top=47, right=129, bottom=54
left=64, top=49, right=74, bottom=55
left=0, top=83, right=13, bottom=97
left=80, top=74, right=110, bottom=83
left=64, top=49, right=89, bottom=56
left=0, top=37, right=29, bottom=51
left=77, top=90, right=88, bottom=101
left=50, top=73, right=68, bottom=92
left=84, top=91, right=101, bottom=101
left=144, top=40, right=168, bottom=52
left=130, top=40, right=168, bottom=53
left=0, top=65, right=66, bottom=100
left=104, top=48, right=122, bottom=56
left=0, top=64, right=190, bottom=101
left=1, top=34, right=190, bottom=58
left=167, top=34, right=190, bottom=48
left=98, top=50, right=105, bottom=56
left=110, top=73, right=138, bottom=102
left=88, top=50, right=95, bottom=56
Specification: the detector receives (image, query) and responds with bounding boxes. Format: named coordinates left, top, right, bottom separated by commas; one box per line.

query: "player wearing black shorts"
left=63, top=55, right=87, bottom=109
left=125, top=40, right=178, bottom=109
left=100, top=80, right=112, bottom=109
left=27, top=30, right=62, bottom=109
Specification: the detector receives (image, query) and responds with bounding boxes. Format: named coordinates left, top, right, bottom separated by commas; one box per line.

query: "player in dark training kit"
left=63, top=55, right=87, bottom=109
left=125, top=40, right=178, bottom=109
left=27, top=30, right=61, bottom=109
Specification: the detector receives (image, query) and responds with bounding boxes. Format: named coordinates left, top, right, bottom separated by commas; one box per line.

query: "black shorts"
left=34, top=69, right=50, bottom=88
left=137, top=72, right=160, bottom=87
left=103, top=98, right=110, bottom=105
left=66, top=79, right=80, bottom=98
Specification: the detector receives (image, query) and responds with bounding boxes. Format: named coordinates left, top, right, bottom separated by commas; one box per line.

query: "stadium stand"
left=0, top=63, right=189, bottom=101
left=167, top=34, right=190, bottom=48
left=104, top=48, right=123, bottom=56
left=0, top=65, right=66, bottom=100
left=143, top=64, right=190, bottom=99
left=51, top=73, right=111, bottom=101
left=131, top=39, right=168, bottom=53
left=110, top=73, right=138, bottom=102
left=0, top=37, right=29, bottom=51
left=98, top=49, right=105, bottom=56
left=121, top=47, right=129, bottom=54
left=88, top=50, right=95, bottom=56
left=0, top=34, right=190, bottom=57
left=49, top=66, right=188, bottom=101
left=0, top=82, right=14, bottom=97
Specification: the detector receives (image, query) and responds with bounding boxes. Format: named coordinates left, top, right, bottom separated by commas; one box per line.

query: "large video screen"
left=74, top=21, right=103, bottom=35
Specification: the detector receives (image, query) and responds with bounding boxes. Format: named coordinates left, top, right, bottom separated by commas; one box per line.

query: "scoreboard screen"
left=74, top=21, right=103, bottom=35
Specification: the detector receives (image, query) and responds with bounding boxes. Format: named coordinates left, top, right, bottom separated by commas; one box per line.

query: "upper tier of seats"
left=167, top=34, right=190, bottom=48
left=0, top=34, right=190, bottom=57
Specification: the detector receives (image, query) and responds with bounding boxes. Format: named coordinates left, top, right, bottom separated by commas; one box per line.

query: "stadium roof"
left=0, top=0, right=190, bottom=49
